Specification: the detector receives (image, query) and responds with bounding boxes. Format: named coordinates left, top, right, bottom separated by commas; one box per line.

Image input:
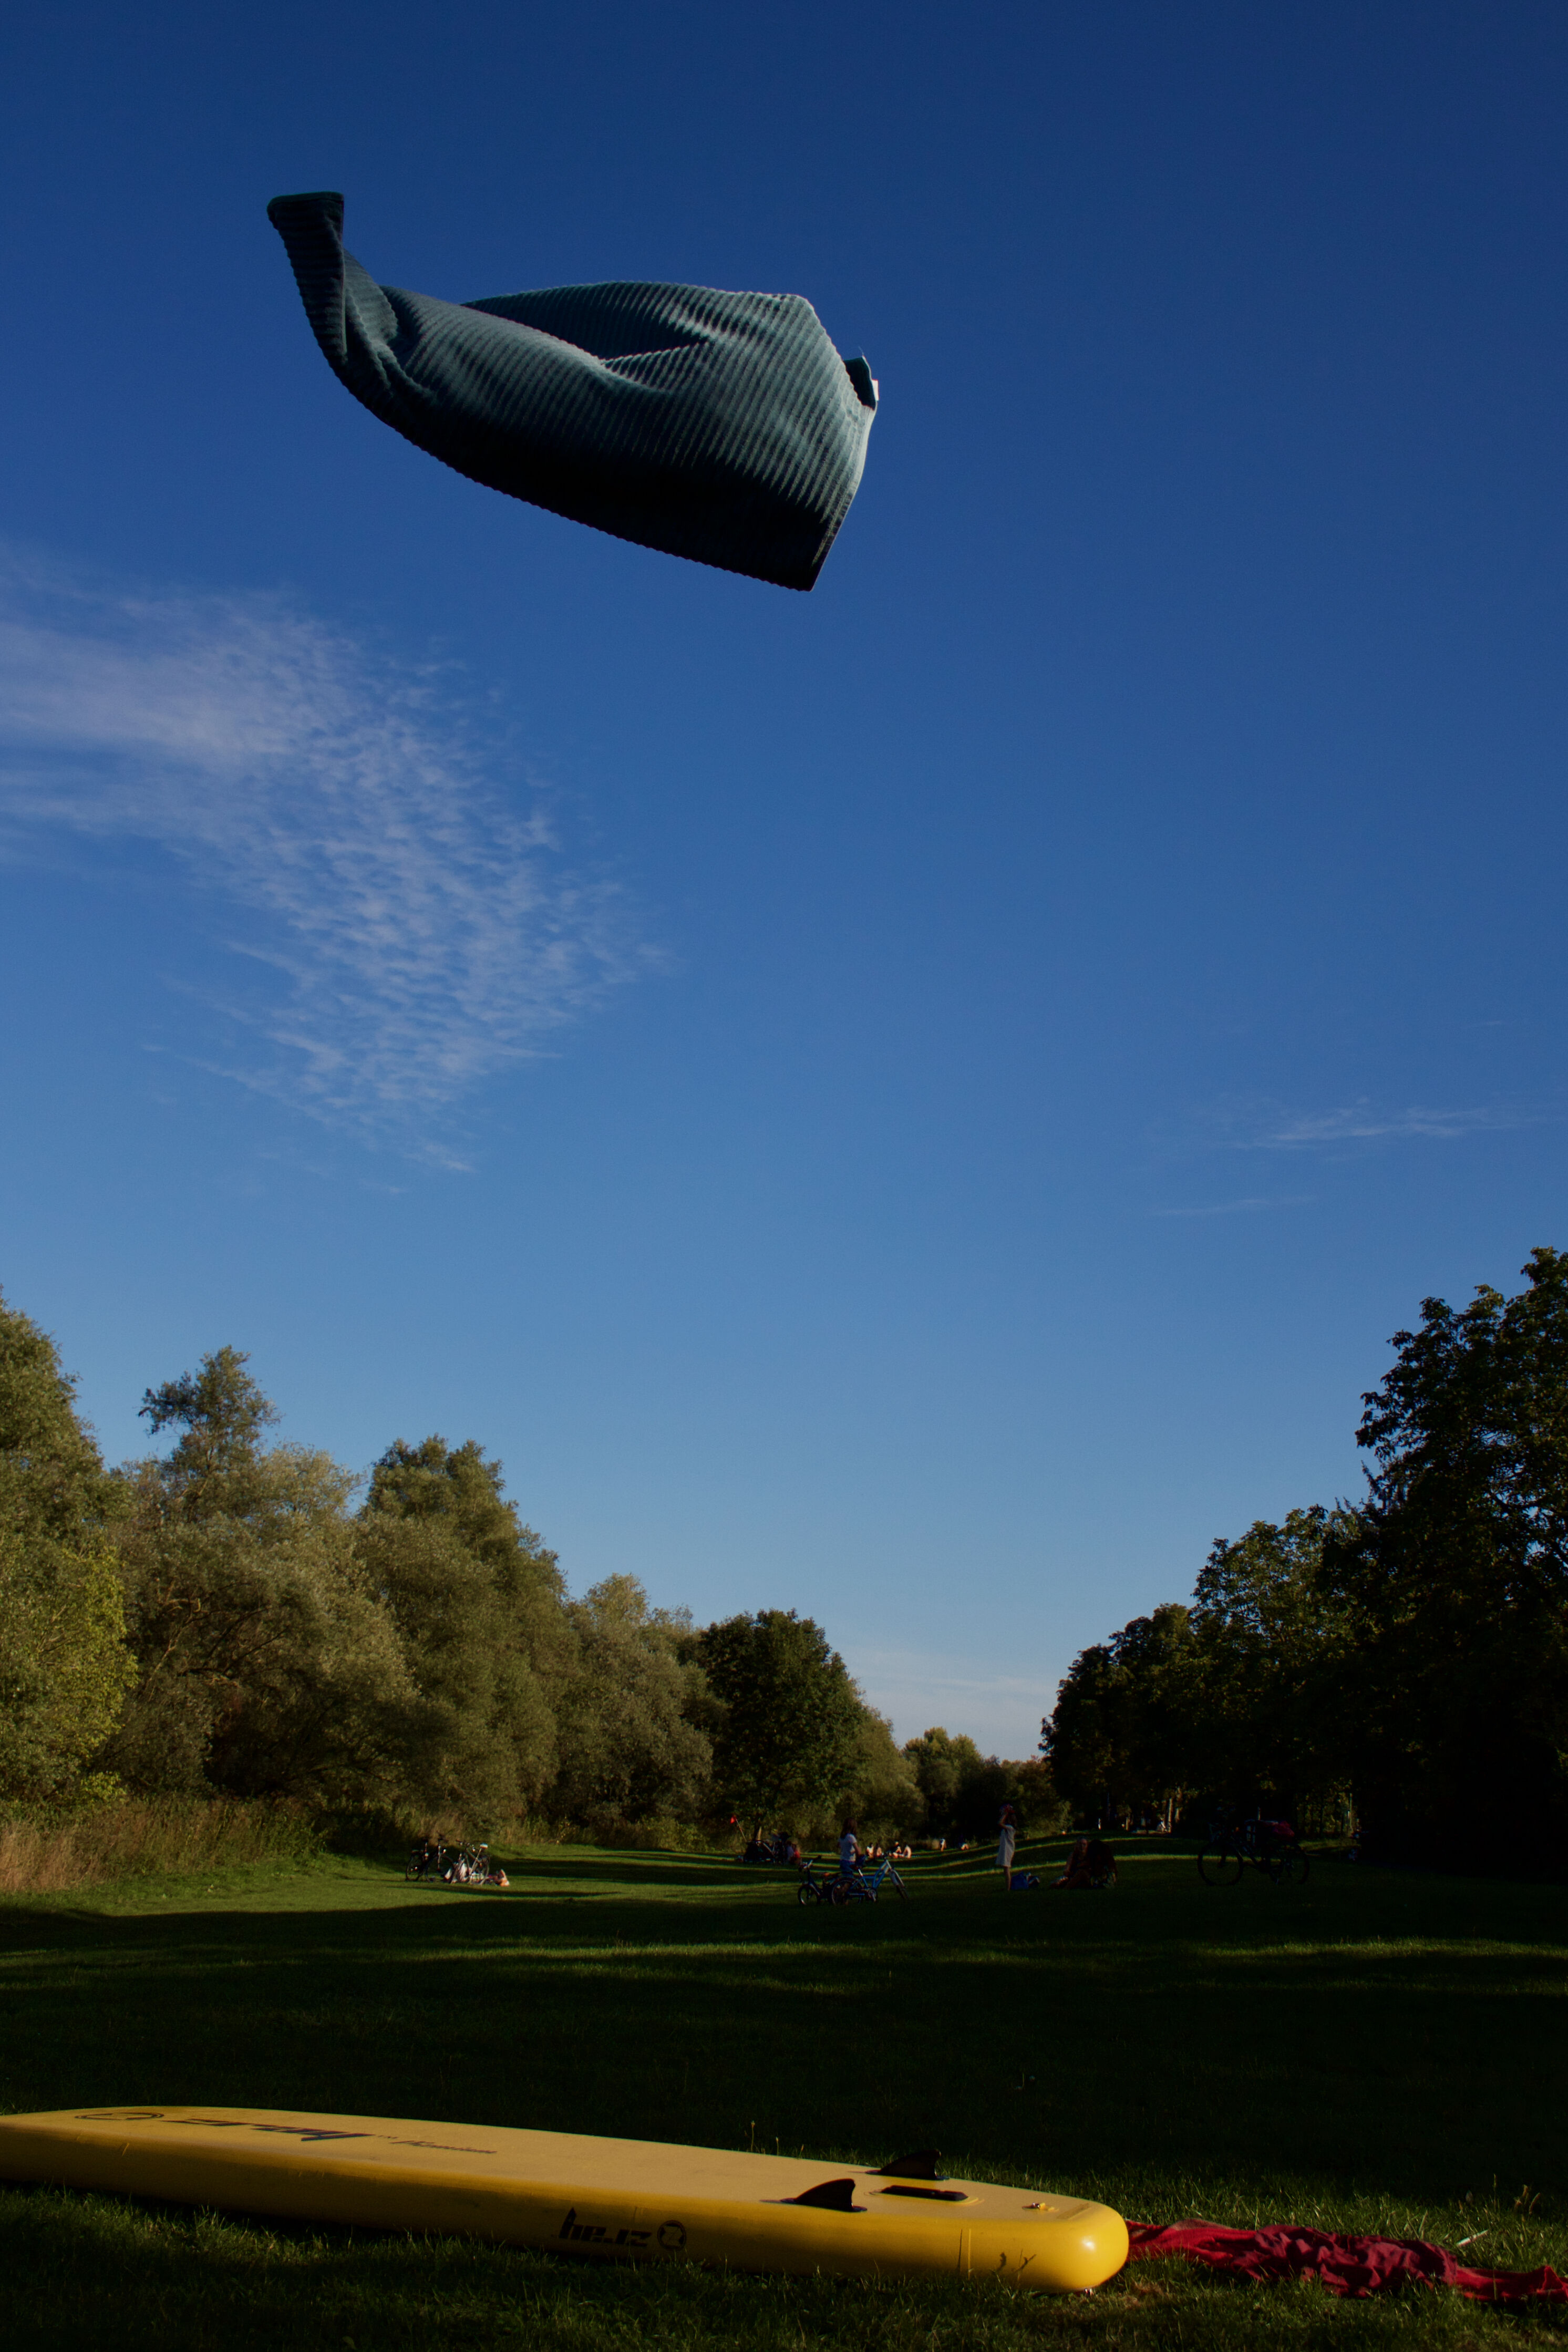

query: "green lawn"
left=1, top=1837, right=1564, bottom=2348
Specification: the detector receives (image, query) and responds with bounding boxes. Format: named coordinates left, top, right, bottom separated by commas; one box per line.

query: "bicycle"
left=444, top=1841, right=495, bottom=1886
left=406, top=1838, right=502, bottom=1887
left=1198, top=1812, right=1309, bottom=1887
left=858, top=1853, right=908, bottom=1902
left=830, top=1866, right=875, bottom=1905
left=795, top=1856, right=834, bottom=1905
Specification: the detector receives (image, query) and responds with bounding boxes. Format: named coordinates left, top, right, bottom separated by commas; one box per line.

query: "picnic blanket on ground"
left=267, top=192, right=878, bottom=591
left=1126, top=2220, right=1567, bottom=2305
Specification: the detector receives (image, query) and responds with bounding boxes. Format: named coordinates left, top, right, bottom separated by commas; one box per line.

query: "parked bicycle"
left=857, top=1852, right=908, bottom=1902
left=405, top=1838, right=507, bottom=1888
left=1198, top=1810, right=1309, bottom=1887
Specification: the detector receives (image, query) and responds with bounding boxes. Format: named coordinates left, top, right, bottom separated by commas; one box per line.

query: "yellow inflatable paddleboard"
left=0, top=2106, right=1127, bottom=2293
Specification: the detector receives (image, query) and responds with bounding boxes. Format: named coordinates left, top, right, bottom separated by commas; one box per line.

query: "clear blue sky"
left=3, top=4, right=1565, bottom=1755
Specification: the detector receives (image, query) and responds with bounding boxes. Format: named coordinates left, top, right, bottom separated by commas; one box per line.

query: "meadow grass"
left=1, top=1836, right=1563, bottom=2348
left=0, top=1798, right=321, bottom=1894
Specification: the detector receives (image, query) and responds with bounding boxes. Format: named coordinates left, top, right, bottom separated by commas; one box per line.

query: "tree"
left=355, top=1437, right=574, bottom=1825
left=1190, top=1510, right=1355, bottom=1815
left=903, top=1726, right=1067, bottom=1841
left=0, top=1290, right=136, bottom=1802
left=833, top=1707, right=921, bottom=1844
left=1008, top=1755, right=1071, bottom=1836
left=1325, top=1247, right=1568, bottom=1864
left=0, top=1286, right=119, bottom=1542
left=0, top=1540, right=137, bottom=1804
left=697, top=1610, right=864, bottom=1839
left=1044, top=1604, right=1205, bottom=1828
left=106, top=1349, right=411, bottom=1803
left=549, top=1576, right=711, bottom=1833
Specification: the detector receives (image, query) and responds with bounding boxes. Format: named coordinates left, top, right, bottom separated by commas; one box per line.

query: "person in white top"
left=997, top=1802, right=1018, bottom=1890
left=838, top=1820, right=862, bottom=1882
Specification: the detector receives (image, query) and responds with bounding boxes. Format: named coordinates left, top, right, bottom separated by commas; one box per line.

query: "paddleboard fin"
left=786, top=2177, right=864, bottom=2212
left=874, top=2149, right=945, bottom=2180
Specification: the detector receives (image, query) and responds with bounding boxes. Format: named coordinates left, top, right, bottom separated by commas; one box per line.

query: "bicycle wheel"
left=1268, top=1848, right=1309, bottom=1886
left=796, top=1882, right=819, bottom=1906
left=1198, top=1845, right=1242, bottom=1886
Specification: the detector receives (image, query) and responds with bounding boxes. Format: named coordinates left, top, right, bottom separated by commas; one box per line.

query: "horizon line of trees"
left=1042, top=1248, right=1568, bottom=1873
left=0, top=1287, right=1061, bottom=1849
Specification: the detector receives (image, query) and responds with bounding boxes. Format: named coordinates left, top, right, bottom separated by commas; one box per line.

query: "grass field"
left=2, top=1835, right=1564, bottom=2348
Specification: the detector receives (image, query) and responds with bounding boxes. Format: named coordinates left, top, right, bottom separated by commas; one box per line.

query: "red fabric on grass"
left=1126, top=2220, right=1567, bottom=2305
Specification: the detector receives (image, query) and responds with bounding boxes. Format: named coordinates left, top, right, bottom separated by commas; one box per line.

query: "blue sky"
left=3, top=4, right=1566, bottom=1755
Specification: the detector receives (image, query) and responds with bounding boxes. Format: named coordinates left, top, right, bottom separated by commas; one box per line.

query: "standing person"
left=997, top=1801, right=1019, bottom=1891
left=838, top=1819, right=862, bottom=1885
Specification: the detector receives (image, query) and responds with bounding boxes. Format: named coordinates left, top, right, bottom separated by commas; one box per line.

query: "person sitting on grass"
left=1055, top=1837, right=1117, bottom=1889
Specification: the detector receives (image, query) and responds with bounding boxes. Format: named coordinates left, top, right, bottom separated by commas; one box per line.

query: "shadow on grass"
left=3, top=1858, right=1564, bottom=2220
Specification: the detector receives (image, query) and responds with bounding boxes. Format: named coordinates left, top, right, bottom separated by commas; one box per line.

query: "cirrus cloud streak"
left=0, top=556, right=652, bottom=1156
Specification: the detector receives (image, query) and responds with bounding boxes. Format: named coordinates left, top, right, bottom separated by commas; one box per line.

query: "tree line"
left=1043, top=1249, right=1568, bottom=1872
left=0, top=1289, right=1060, bottom=1848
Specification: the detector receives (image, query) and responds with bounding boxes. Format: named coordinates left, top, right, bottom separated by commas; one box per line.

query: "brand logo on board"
left=558, top=2207, right=687, bottom=2252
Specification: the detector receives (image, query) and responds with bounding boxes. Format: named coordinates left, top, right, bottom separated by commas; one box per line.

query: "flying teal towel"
left=267, top=192, right=878, bottom=591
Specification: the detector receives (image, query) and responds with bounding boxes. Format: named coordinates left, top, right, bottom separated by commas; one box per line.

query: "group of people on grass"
left=811, top=1810, right=1117, bottom=1892
left=745, top=1828, right=914, bottom=1872
left=833, top=1824, right=912, bottom=1878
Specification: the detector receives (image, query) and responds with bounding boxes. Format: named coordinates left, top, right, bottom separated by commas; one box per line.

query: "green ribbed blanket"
left=267, top=193, right=877, bottom=591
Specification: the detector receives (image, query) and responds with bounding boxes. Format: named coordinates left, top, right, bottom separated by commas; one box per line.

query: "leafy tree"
left=1008, top=1755, right=1071, bottom=1835
left=355, top=1437, right=574, bottom=1824
left=899, top=1726, right=1062, bottom=1841
left=139, top=1348, right=278, bottom=1488
left=0, top=1290, right=136, bottom=1801
left=106, top=1350, right=411, bottom=1802
left=0, top=1287, right=119, bottom=1542
left=0, top=1530, right=138, bottom=1806
left=549, top=1576, right=711, bottom=1833
left=829, top=1706, right=921, bottom=1844
left=697, top=1610, right=863, bottom=1839
left=1325, top=1247, right=1568, bottom=1864
left=1044, top=1604, right=1205, bottom=1828
left=1190, top=1508, right=1356, bottom=1814
left=901, top=1726, right=984, bottom=1837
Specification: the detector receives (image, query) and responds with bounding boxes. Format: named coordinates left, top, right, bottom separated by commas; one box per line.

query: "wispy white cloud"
left=0, top=554, right=651, bottom=1158
left=1174, top=1094, right=1551, bottom=1158
left=1150, top=1195, right=1314, bottom=1218
left=1254, top=1100, right=1535, bottom=1147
